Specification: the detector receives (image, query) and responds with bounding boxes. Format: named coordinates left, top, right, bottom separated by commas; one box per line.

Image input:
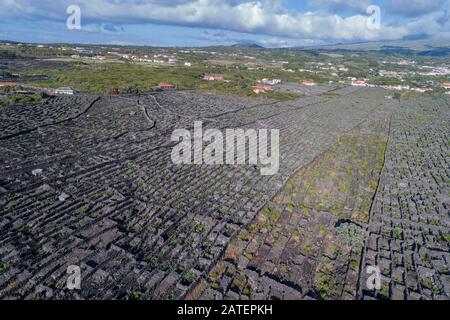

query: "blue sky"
left=0, top=0, right=449, bottom=47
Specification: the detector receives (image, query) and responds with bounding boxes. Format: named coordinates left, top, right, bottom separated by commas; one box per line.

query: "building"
left=184, top=62, right=192, bottom=67
left=54, top=87, right=75, bottom=95
left=252, top=84, right=275, bottom=94
left=261, top=79, right=282, bottom=86
left=0, top=82, right=17, bottom=87
left=203, top=74, right=224, bottom=81
left=352, top=80, right=367, bottom=87
left=439, top=83, right=450, bottom=89
left=158, top=82, right=176, bottom=90
left=301, top=80, right=316, bottom=86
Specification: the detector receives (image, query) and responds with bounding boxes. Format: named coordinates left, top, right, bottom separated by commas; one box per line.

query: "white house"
left=203, top=74, right=224, bottom=81
left=54, top=87, right=74, bottom=95
left=261, top=79, right=282, bottom=85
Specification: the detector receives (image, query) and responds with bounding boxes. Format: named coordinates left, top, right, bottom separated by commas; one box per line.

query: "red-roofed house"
left=301, top=80, right=316, bottom=86
left=352, top=80, right=367, bottom=87
left=252, top=83, right=275, bottom=94
left=158, top=82, right=176, bottom=90
left=0, top=82, right=17, bottom=87
left=439, top=83, right=450, bottom=89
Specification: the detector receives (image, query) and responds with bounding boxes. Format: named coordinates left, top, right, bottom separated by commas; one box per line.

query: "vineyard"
left=0, top=88, right=448, bottom=300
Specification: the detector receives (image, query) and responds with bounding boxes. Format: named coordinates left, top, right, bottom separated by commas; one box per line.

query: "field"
left=2, top=57, right=304, bottom=99
left=0, top=81, right=448, bottom=300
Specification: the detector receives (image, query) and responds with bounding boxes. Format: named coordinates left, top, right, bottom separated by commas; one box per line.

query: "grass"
left=0, top=261, right=12, bottom=273
left=314, top=272, right=338, bottom=299
left=401, top=91, right=421, bottom=100
left=194, top=222, right=209, bottom=236
left=263, top=207, right=280, bottom=225
left=335, top=223, right=364, bottom=247
left=182, top=271, right=197, bottom=283
left=322, top=92, right=342, bottom=97
left=236, top=231, right=252, bottom=242
left=302, top=244, right=313, bottom=255
left=278, top=264, right=289, bottom=273
left=286, top=203, right=296, bottom=211
left=23, top=60, right=303, bottom=100
left=18, top=225, right=33, bottom=235
left=278, top=134, right=388, bottom=223
left=230, top=274, right=250, bottom=295
left=208, top=263, right=226, bottom=282
left=441, top=233, right=450, bottom=244
left=0, top=92, right=47, bottom=106
left=319, top=224, right=328, bottom=237
left=393, top=229, right=403, bottom=239
left=243, top=252, right=253, bottom=261
left=211, top=282, right=220, bottom=290
left=350, top=259, right=359, bottom=270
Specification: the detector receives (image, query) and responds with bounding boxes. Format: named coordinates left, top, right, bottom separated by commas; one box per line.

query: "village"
left=1, top=42, right=449, bottom=99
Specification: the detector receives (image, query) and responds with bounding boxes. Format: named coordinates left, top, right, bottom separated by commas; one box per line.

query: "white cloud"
left=386, top=0, right=448, bottom=17
left=257, top=37, right=325, bottom=48
left=308, top=0, right=372, bottom=14
left=0, top=0, right=447, bottom=42
left=402, top=11, right=450, bottom=39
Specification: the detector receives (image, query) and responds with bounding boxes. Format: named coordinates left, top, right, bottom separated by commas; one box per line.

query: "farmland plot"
left=0, top=89, right=447, bottom=300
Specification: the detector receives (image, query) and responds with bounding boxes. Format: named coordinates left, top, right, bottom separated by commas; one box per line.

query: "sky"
left=0, top=0, right=449, bottom=47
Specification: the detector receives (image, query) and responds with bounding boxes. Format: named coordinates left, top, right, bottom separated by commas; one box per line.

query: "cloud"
left=257, top=37, right=325, bottom=48
left=308, top=0, right=372, bottom=14
left=0, top=0, right=448, bottom=42
left=437, top=10, right=450, bottom=26
left=102, top=23, right=123, bottom=32
left=386, top=0, right=448, bottom=17
left=0, top=0, right=404, bottom=41
left=199, top=30, right=231, bottom=42
left=401, top=10, right=450, bottom=40
left=82, top=23, right=124, bottom=33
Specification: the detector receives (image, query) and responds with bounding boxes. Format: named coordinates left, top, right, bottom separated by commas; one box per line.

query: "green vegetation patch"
left=283, top=134, right=387, bottom=223
left=335, top=223, right=365, bottom=247
left=0, top=92, right=48, bottom=106
left=26, top=60, right=300, bottom=100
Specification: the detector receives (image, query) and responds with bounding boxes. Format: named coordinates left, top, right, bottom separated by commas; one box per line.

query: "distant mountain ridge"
left=231, top=43, right=265, bottom=49
left=2, top=38, right=450, bottom=56
left=296, top=39, right=450, bottom=53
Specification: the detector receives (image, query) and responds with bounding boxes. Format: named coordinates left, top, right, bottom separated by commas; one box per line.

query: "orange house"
left=0, top=82, right=17, bottom=87
left=158, top=82, right=176, bottom=90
